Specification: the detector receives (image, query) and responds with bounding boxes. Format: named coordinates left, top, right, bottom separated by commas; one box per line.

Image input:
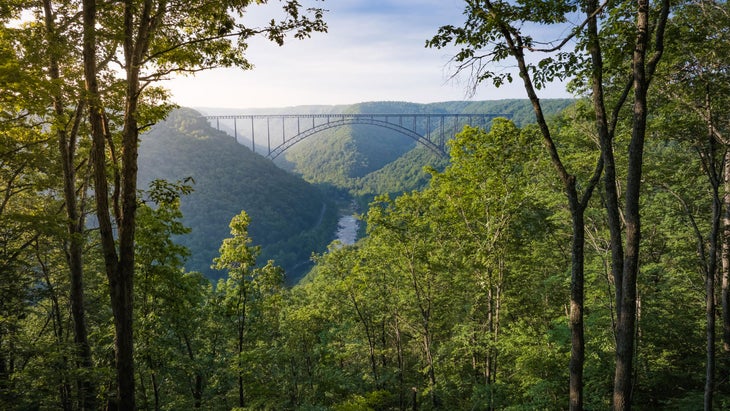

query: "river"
left=335, top=214, right=359, bottom=245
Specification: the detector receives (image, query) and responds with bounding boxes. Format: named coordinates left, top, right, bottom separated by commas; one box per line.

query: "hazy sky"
left=166, top=0, right=572, bottom=109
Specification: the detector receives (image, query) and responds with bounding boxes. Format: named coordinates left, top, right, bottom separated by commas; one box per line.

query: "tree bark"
left=612, top=0, right=669, bottom=406
left=721, top=150, right=730, bottom=358
left=82, top=0, right=136, bottom=407
left=183, top=333, right=202, bottom=408
left=43, top=1, right=96, bottom=408
left=702, top=90, right=721, bottom=411
left=39, top=254, right=72, bottom=411
left=705, top=190, right=719, bottom=411
left=83, top=0, right=163, bottom=407
left=585, top=0, right=627, bottom=325
left=613, top=1, right=650, bottom=408
left=569, top=199, right=586, bottom=411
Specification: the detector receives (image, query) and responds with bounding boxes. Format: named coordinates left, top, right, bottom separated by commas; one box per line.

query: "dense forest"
left=2, top=0, right=730, bottom=411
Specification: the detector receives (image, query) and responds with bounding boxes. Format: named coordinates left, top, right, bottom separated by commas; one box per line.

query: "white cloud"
left=165, top=0, right=572, bottom=109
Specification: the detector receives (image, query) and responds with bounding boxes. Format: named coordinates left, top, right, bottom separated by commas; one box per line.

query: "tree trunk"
left=40, top=258, right=72, bottom=411
left=569, top=201, right=586, bottom=411
left=394, top=314, right=406, bottom=410
left=424, top=331, right=437, bottom=408
left=498, top=28, right=600, bottom=409
left=512, top=40, right=595, bottom=411
left=108, top=265, right=136, bottom=410
left=407, top=258, right=437, bottom=408
left=83, top=0, right=160, bottom=407
left=585, top=0, right=626, bottom=325
left=703, top=91, right=721, bottom=411
left=183, top=333, right=202, bottom=409
left=351, top=294, right=379, bottom=385
left=613, top=0, right=669, bottom=405
left=722, top=152, right=730, bottom=389
left=613, top=1, right=650, bottom=408
left=705, top=190, right=719, bottom=410
left=42, top=1, right=96, bottom=408
left=151, top=372, right=160, bottom=411
left=82, top=0, right=136, bottom=407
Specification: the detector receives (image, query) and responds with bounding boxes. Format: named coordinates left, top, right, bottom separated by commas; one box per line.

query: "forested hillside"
left=138, top=108, right=338, bottom=283
left=4, top=0, right=730, bottom=409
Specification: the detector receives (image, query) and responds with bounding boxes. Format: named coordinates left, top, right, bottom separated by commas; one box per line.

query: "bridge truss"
left=204, top=113, right=506, bottom=159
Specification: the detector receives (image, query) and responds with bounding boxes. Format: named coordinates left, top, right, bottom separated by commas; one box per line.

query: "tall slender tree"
left=76, top=1, right=327, bottom=407
left=652, top=1, right=730, bottom=405
left=429, top=0, right=670, bottom=408
left=214, top=210, right=286, bottom=408
left=428, top=4, right=602, bottom=408
left=39, top=1, right=98, bottom=406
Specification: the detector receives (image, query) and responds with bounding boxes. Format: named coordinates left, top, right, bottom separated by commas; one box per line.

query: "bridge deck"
left=204, top=113, right=507, bottom=159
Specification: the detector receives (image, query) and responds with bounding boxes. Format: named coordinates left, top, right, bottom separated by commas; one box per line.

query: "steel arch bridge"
left=204, top=113, right=507, bottom=160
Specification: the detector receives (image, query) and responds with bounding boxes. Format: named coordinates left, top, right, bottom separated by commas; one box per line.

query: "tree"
left=0, top=132, right=57, bottom=406
left=356, top=122, right=551, bottom=408
left=134, top=179, right=206, bottom=409
left=213, top=210, right=286, bottom=408
left=0, top=10, right=88, bottom=407
left=652, top=1, right=730, bottom=405
left=213, top=211, right=258, bottom=408
left=429, top=9, right=599, bottom=408
left=76, top=1, right=327, bottom=407
left=37, top=1, right=99, bottom=405
left=428, top=0, right=670, bottom=407
left=427, top=121, right=539, bottom=406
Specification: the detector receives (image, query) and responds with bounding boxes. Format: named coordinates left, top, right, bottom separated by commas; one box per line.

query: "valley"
left=5, top=0, right=722, bottom=407
left=139, top=99, right=573, bottom=284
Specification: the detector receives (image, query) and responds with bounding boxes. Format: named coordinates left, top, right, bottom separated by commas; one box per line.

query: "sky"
left=165, top=0, right=572, bottom=110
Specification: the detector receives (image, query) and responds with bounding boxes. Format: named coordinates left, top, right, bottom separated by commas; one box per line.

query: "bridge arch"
left=268, top=117, right=444, bottom=160
left=205, top=113, right=504, bottom=160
